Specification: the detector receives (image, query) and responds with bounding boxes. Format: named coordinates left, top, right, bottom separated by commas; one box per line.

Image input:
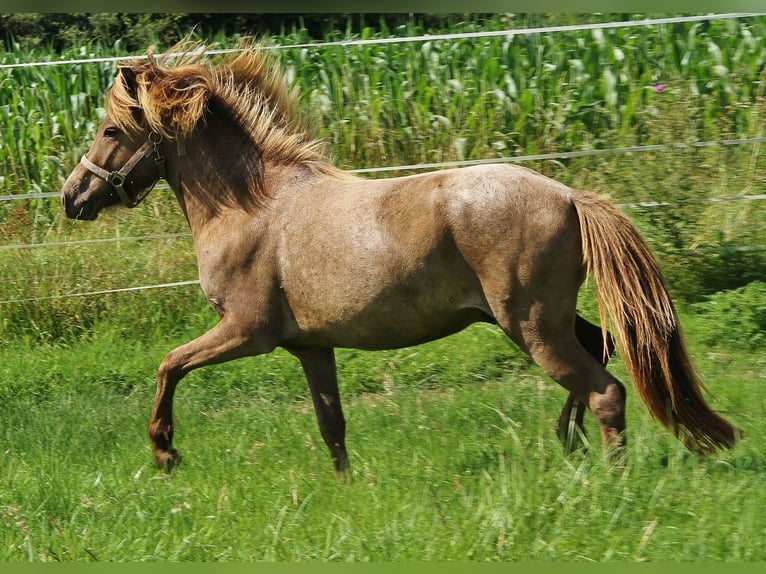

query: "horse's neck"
left=162, top=107, right=347, bottom=234
left=170, top=182, right=195, bottom=229
left=167, top=153, right=309, bottom=237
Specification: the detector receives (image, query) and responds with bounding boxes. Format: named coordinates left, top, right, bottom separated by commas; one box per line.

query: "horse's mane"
left=108, top=40, right=347, bottom=178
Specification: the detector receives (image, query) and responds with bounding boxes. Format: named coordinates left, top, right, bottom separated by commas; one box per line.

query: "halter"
left=79, top=131, right=166, bottom=208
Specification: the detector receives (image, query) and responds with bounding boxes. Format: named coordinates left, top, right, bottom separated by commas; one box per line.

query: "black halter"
left=79, top=131, right=166, bottom=208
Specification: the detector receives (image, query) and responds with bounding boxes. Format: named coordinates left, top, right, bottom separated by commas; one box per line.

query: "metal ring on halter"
left=79, top=132, right=166, bottom=208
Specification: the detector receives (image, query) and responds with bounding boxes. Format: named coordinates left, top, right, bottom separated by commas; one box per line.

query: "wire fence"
left=4, top=137, right=765, bottom=253
left=2, top=13, right=765, bottom=305
left=5, top=136, right=766, bottom=205
left=1, top=13, right=762, bottom=71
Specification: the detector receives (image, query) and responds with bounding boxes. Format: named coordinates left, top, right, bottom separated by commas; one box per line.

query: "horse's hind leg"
left=287, top=347, right=350, bottom=477
left=575, top=314, right=616, bottom=365
left=488, top=291, right=626, bottom=455
left=464, top=197, right=625, bottom=455
left=525, top=321, right=625, bottom=454
left=557, top=315, right=617, bottom=451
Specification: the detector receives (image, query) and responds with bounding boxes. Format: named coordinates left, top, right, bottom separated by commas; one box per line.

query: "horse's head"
left=62, top=67, right=168, bottom=220
left=61, top=115, right=166, bottom=220
left=62, top=41, right=324, bottom=219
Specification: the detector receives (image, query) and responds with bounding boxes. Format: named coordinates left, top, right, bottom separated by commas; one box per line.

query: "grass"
left=1, top=310, right=765, bottom=562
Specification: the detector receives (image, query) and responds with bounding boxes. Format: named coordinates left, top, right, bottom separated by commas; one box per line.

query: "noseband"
left=80, top=132, right=166, bottom=208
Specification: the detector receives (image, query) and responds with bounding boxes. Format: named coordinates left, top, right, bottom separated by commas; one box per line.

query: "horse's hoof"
left=335, top=467, right=353, bottom=483
left=155, top=449, right=181, bottom=473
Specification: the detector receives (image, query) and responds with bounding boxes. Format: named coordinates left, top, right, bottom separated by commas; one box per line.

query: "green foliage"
left=583, top=77, right=766, bottom=300
left=3, top=15, right=766, bottom=199
left=0, top=213, right=199, bottom=342
left=1, top=13, right=276, bottom=52
left=278, top=15, right=766, bottom=173
left=694, top=281, right=766, bottom=350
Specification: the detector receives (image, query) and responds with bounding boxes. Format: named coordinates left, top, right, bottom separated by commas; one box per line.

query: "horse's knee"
left=589, top=380, right=626, bottom=422
left=157, top=352, right=185, bottom=384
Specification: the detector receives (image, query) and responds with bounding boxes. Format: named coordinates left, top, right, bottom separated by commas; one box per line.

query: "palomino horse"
left=61, top=43, right=739, bottom=474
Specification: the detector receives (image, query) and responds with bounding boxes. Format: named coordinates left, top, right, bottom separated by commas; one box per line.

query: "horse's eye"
left=103, top=126, right=121, bottom=139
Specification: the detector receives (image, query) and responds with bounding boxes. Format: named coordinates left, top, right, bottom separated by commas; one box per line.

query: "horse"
left=61, top=42, right=740, bottom=475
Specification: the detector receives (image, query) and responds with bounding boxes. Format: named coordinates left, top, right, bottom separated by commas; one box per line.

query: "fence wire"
left=1, top=13, right=762, bottom=71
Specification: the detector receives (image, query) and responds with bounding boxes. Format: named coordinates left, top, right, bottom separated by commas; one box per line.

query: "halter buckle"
left=108, top=172, right=126, bottom=188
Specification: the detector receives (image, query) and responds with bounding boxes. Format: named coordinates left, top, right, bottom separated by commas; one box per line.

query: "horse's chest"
left=195, top=237, right=274, bottom=315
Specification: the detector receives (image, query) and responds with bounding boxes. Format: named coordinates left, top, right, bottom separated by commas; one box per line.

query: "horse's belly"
left=332, top=307, right=493, bottom=350
left=284, top=271, right=493, bottom=350
left=278, top=185, right=494, bottom=349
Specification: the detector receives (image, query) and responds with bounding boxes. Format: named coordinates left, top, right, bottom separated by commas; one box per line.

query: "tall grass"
left=278, top=16, right=766, bottom=171
left=2, top=16, right=765, bottom=199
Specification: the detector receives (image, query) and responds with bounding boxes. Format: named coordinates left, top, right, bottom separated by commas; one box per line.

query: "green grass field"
left=1, top=307, right=764, bottom=561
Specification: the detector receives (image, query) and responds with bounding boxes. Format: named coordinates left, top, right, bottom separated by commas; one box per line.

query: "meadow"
left=1, top=14, right=766, bottom=562
left=1, top=309, right=765, bottom=561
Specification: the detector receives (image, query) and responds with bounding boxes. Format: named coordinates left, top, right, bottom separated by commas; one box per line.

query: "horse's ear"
left=115, top=65, right=144, bottom=127
left=118, top=66, right=139, bottom=98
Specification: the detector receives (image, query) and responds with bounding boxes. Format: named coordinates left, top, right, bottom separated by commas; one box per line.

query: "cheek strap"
left=79, top=134, right=165, bottom=208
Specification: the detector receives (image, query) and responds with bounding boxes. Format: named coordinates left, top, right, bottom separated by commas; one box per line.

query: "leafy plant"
left=694, top=281, right=766, bottom=350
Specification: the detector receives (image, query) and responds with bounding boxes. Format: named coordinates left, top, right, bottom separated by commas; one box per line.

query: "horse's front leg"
left=287, top=347, right=349, bottom=477
left=149, top=319, right=264, bottom=472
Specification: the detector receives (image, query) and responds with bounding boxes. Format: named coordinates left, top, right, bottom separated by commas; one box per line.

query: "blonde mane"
left=108, top=41, right=346, bottom=176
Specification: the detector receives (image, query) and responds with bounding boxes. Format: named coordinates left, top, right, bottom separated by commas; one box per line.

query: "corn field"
left=2, top=16, right=765, bottom=198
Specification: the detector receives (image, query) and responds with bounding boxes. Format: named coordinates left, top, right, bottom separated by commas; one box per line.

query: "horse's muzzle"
left=61, top=174, right=102, bottom=220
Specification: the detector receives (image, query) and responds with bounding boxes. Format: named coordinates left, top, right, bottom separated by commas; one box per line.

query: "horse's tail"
left=571, top=191, right=740, bottom=454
